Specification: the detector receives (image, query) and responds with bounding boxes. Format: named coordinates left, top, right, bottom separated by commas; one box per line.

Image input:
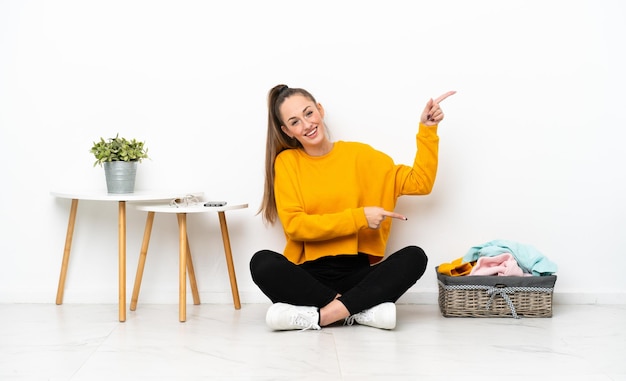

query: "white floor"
left=0, top=303, right=624, bottom=381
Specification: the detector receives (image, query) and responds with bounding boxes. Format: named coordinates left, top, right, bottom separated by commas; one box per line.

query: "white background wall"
left=1, top=0, right=624, bottom=305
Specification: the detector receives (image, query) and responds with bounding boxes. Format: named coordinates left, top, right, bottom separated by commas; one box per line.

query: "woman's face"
left=280, top=94, right=329, bottom=155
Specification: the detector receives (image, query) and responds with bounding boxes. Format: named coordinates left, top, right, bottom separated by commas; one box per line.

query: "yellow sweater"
left=274, top=123, right=439, bottom=265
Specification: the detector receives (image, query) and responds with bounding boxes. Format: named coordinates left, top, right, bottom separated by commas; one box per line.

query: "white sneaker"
left=266, top=303, right=321, bottom=331
left=345, top=302, right=396, bottom=330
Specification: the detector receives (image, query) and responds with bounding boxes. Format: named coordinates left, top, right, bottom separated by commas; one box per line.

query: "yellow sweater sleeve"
left=396, top=123, right=439, bottom=196
left=274, top=123, right=439, bottom=264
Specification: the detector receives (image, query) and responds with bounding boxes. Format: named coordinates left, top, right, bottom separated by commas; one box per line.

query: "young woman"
left=250, top=84, right=455, bottom=330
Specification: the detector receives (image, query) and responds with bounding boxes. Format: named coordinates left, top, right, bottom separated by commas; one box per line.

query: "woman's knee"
left=249, top=249, right=283, bottom=282
left=250, top=249, right=273, bottom=272
left=396, top=245, right=429, bottom=278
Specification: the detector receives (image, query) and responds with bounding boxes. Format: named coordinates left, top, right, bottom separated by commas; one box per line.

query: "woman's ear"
left=317, top=103, right=325, bottom=118
left=280, top=125, right=292, bottom=138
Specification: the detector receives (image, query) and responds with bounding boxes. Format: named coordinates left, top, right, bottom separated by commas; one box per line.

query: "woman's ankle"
left=319, top=299, right=350, bottom=326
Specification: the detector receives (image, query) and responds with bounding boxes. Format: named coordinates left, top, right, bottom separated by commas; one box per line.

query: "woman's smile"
left=304, top=126, right=318, bottom=138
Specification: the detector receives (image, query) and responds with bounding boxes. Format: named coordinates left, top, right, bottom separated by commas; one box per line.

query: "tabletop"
left=50, top=190, right=204, bottom=202
left=134, top=202, right=249, bottom=214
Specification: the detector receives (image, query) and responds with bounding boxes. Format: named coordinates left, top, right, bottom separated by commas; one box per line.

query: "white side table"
left=50, top=190, right=203, bottom=322
left=131, top=202, right=248, bottom=322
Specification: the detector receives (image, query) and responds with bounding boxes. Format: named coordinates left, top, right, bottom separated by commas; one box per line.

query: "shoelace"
left=344, top=315, right=357, bottom=326
left=291, top=312, right=321, bottom=331
left=344, top=309, right=374, bottom=326
left=344, top=310, right=366, bottom=326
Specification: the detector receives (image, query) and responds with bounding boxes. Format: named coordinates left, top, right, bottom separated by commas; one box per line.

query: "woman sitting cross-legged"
left=250, top=84, right=455, bottom=330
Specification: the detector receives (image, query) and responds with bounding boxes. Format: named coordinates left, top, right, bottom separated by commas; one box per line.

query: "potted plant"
left=90, top=134, right=149, bottom=194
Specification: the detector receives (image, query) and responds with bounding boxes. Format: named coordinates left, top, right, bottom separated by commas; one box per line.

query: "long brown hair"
left=258, top=84, right=318, bottom=224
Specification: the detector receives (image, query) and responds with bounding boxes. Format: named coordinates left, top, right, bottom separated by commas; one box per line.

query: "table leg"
left=118, top=201, right=127, bottom=322
left=56, top=199, right=79, bottom=305
left=177, top=213, right=187, bottom=322
left=185, top=237, right=201, bottom=305
left=131, top=211, right=155, bottom=311
left=218, top=211, right=241, bottom=310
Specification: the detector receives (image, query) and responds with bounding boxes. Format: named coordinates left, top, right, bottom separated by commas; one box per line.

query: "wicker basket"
left=436, top=267, right=557, bottom=318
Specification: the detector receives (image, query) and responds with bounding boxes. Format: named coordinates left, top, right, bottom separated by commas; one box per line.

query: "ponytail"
left=257, top=84, right=317, bottom=224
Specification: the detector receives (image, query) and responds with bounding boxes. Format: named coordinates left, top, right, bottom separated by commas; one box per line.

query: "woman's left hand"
left=420, top=91, right=456, bottom=126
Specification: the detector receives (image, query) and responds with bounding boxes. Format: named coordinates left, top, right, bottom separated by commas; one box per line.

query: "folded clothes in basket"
left=469, top=253, right=527, bottom=276
left=462, top=239, right=557, bottom=276
left=437, top=257, right=474, bottom=276
left=436, top=239, right=558, bottom=318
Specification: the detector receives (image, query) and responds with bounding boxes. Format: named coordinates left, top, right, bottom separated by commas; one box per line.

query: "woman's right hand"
left=364, top=207, right=408, bottom=229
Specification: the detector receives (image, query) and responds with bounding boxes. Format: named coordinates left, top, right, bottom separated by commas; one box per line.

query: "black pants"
left=249, top=246, right=428, bottom=315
